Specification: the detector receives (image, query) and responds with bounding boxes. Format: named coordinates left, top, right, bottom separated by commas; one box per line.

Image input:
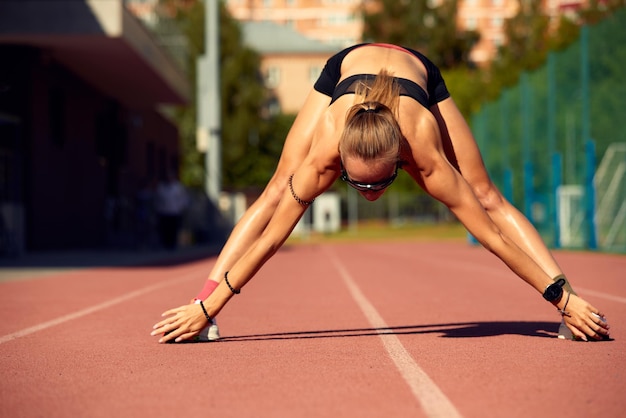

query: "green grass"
left=286, top=221, right=467, bottom=245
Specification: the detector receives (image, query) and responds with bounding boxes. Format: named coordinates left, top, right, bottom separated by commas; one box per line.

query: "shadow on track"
left=210, top=321, right=569, bottom=342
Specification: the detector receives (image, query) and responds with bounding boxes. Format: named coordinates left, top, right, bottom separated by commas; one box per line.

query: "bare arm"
left=402, top=111, right=609, bottom=340
left=205, top=163, right=339, bottom=311
left=198, top=90, right=334, bottom=289
left=152, top=145, right=340, bottom=342
left=404, top=113, right=556, bottom=295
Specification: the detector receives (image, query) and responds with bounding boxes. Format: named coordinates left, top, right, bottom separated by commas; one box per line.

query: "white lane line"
left=0, top=272, right=199, bottom=345
left=577, top=288, right=626, bottom=304
left=327, top=249, right=463, bottom=418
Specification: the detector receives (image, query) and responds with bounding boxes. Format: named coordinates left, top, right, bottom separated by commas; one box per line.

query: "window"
left=265, top=66, right=281, bottom=88
left=324, top=11, right=357, bottom=26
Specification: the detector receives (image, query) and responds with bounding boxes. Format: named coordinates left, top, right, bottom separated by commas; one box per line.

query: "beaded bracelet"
left=224, top=271, right=240, bottom=294
left=199, top=300, right=212, bottom=322
left=289, top=174, right=314, bottom=206
left=558, top=292, right=571, bottom=317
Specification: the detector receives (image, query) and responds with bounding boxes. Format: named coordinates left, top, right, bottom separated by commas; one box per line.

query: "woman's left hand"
left=560, top=294, right=610, bottom=341
left=151, top=303, right=208, bottom=343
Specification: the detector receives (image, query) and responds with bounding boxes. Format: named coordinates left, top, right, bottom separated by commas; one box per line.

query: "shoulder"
left=315, top=44, right=367, bottom=95
left=304, top=109, right=342, bottom=172
left=399, top=102, right=440, bottom=144
left=398, top=104, right=443, bottom=172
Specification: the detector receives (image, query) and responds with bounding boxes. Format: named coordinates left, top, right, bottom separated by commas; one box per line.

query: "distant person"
left=154, top=171, right=188, bottom=250
left=152, top=43, right=610, bottom=343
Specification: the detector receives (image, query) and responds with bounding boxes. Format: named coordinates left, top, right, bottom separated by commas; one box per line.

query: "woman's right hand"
left=151, top=303, right=209, bottom=343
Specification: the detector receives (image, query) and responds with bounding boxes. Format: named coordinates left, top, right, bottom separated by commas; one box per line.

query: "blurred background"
left=0, top=0, right=624, bottom=260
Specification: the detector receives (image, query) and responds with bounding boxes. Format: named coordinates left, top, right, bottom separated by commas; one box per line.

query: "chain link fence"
left=471, top=9, right=626, bottom=253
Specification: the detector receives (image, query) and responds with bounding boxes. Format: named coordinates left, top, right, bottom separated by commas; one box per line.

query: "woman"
left=151, top=43, right=610, bottom=343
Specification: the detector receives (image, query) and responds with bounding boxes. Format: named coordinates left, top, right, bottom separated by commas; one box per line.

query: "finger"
left=580, top=322, right=606, bottom=341
left=152, top=316, right=177, bottom=332
left=151, top=316, right=183, bottom=337
left=158, top=326, right=183, bottom=343
left=152, top=306, right=189, bottom=329
left=152, top=320, right=168, bottom=331
left=569, top=324, right=588, bottom=342
left=592, top=312, right=609, bottom=328
left=174, top=331, right=199, bottom=343
left=589, top=314, right=610, bottom=339
left=588, top=328, right=606, bottom=341
left=161, top=306, right=184, bottom=317
left=151, top=325, right=169, bottom=337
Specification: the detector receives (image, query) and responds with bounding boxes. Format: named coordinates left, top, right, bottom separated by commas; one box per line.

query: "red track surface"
left=1, top=241, right=624, bottom=417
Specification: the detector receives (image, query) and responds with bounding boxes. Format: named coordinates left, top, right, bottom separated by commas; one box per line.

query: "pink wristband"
left=195, top=279, right=219, bottom=301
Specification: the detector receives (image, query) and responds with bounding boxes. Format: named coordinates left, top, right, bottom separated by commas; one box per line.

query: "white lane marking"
left=0, top=272, right=199, bottom=345
left=577, top=288, right=626, bottom=304
left=327, top=249, right=463, bottom=418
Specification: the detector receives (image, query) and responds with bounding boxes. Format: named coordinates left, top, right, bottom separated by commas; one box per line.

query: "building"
left=226, top=0, right=514, bottom=65
left=227, top=0, right=363, bottom=48
left=226, top=0, right=591, bottom=67
left=241, top=21, right=340, bottom=113
left=0, top=0, right=190, bottom=253
left=457, top=0, right=590, bottom=65
left=457, top=0, right=519, bottom=65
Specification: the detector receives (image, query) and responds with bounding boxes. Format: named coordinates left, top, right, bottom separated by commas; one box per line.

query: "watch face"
left=544, top=282, right=564, bottom=301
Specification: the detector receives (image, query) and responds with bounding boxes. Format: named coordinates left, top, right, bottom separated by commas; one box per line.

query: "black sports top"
left=313, top=43, right=450, bottom=108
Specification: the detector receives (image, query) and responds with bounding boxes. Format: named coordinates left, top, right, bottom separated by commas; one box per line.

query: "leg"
left=431, top=98, right=575, bottom=293
left=195, top=90, right=331, bottom=299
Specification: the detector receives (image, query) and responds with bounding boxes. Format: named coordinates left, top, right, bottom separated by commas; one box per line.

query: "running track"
left=0, top=241, right=624, bottom=418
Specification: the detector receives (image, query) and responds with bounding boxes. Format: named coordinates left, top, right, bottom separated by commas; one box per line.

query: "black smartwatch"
left=542, top=278, right=566, bottom=302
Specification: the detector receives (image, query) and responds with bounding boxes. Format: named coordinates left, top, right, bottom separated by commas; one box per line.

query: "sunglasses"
left=340, top=161, right=398, bottom=192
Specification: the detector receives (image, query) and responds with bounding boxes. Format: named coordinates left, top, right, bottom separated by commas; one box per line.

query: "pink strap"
left=195, top=279, right=219, bottom=301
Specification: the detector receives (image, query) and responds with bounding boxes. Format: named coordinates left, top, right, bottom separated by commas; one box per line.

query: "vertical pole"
left=585, top=140, right=598, bottom=249
left=580, top=27, right=590, bottom=162
left=204, top=0, right=221, bottom=202
left=552, top=153, right=562, bottom=248
left=580, top=26, right=596, bottom=249
left=521, top=73, right=534, bottom=222
left=547, top=53, right=559, bottom=247
left=347, top=186, right=358, bottom=234
left=500, top=90, right=513, bottom=202
left=547, top=54, right=556, bottom=160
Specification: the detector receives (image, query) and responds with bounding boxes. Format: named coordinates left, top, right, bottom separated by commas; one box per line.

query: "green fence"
left=471, top=9, right=626, bottom=253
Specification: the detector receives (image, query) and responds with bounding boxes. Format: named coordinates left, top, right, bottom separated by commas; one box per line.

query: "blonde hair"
left=338, top=70, right=402, bottom=165
left=353, top=70, right=400, bottom=114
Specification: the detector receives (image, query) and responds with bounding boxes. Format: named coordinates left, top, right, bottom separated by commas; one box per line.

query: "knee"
left=472, top=181, right=505, bottom=212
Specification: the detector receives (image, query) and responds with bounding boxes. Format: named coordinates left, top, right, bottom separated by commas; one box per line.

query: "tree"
left=489, top=0, right=552, bottom=88
left=577, top=0, right=626, bottom=24
left=162, top=0, right=281, bottom=190
left=489, top=0, right=625, bottom=92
